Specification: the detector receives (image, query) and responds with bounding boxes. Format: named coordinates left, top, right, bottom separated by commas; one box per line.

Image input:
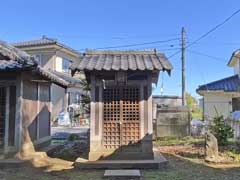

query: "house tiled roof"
left=0, top=60, right=30, bottom=70
left=0, top=39, right=69, bottom=87
left=49, top=70, right=83, bottom=87
left=36, top=67, right=69, bottom=87
left=0, top=40, right=37, bottom=70
left=72, top=49, right=172, bottom=72
left=12, top=36, right=80, bottom=56
left=197, top=75, right=240, bottom=93
left=12, top=37, right=56, bottom=47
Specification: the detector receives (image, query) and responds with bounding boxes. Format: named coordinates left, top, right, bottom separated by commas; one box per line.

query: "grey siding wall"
left=153, top=96, right=182, bottom=120
left=155, top=107, right=190, bottom=137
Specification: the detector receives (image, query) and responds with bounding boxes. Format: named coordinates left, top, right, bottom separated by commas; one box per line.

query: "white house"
left=196, top=49, right=240, bottom=122
left=12, top=36, right=84, bottom=121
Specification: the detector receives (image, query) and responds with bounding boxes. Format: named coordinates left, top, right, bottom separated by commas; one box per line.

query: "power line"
left=23, top=47, right=180, bottom=54
left=167, top=8, right=240, bottom=59
left=187, top=49, right=226, bottom=63
left=11, top=30, right=180, bottom=41
left=77, top=45, right=181, bottom=52
left=128, top=47, right=181, bottom=52
left=141, top=48, right=181, bottom=51
left=140, top=43, right=180, bottom=48
left=78, top=38, right=180, bottom=51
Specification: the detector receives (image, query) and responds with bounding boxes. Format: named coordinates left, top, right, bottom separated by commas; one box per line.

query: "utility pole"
left=181, top=27, right=186, bottom=106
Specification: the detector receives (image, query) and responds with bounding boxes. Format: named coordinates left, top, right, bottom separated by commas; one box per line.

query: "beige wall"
left=41, top=52, right=56, bottom=70
left=55, top=56, right=63, bottom=72
left=55, top=51, right=78, bottom=74
left=24, top=50, right=56, bottom=70
left=203, top=92, right=232, bottom=122
left=21, top=48, right=78, bottom=72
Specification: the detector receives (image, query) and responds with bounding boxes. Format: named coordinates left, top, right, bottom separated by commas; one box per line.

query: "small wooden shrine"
left=73, top=49, right=172, bottom=161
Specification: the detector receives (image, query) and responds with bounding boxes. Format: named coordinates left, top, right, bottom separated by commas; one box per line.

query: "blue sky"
left=1, top=0, right=240, bottom=99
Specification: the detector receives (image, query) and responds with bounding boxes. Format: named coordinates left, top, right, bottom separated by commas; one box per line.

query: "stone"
left=104, top=169, right=141, bottom=180
left=205, top=132, right=223, bottom=163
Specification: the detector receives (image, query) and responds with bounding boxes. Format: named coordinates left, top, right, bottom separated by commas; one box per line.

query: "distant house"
left=0, top=40, right=68, bottom=156
left=12, top=36, right=83, bottom=121
left=196, top=49, right=240, bottom=122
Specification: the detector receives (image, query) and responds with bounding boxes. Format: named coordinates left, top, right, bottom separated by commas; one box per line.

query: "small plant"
left=210, top=115, right=234, bottom=145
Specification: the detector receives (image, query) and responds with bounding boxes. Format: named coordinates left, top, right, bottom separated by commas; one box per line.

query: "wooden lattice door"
left=103, top=87, right=140, bottom=151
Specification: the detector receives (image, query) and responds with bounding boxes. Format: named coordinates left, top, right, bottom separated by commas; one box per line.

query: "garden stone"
left=205, top=132, right=223, bottom=163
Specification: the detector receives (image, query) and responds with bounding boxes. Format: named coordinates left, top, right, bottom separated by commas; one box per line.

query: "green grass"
left=143, top=154, right=240, bottom=180
left=2, top=154, right=240, bottom=180
left=2, top=137, right=240, bottom=180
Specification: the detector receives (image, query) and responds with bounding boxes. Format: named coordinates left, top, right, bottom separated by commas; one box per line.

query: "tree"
left=185, top=92, right=202, bottom=119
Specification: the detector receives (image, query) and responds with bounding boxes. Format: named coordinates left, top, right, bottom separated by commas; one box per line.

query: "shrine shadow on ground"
left=77, top=134, right=154, bottom=161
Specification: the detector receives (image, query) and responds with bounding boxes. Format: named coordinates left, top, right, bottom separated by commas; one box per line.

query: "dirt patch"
left=156, top=140, right=205, bottom=158
left=155, top=138, right=240, bottom=167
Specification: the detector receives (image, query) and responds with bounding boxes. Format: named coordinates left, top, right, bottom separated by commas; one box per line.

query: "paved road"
left=51, top=126, right=89, bottom=139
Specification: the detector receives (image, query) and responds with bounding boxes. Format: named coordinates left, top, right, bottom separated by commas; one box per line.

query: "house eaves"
left=12, top=36, right=81, bottom=58
left=227, top=49, right=240, bottom=67
left=196, top=74, right=240, bottom=95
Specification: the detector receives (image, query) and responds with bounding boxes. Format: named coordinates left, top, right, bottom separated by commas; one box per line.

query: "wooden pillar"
left=15, top=73, right=23, bottom=150
left=89, top=74, right=109, bottom=160
left=90, top=74, right=96, bottom=139
left=48, top=83, right=51, bottom=137
left=4, top=87, right=10, bottom=153
left=98, top=82, right=103, bottom=140
left=147, top=73, right=153, bottom=135
left=139, top=82, right=144, bottom=139
left=143, top=81, right=148, bottom=135
left=141, top=72, right=153, bottom=155
left=89, top=73, right=104, bottom=159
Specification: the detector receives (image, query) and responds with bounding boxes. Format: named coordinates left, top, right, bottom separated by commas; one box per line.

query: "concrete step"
left=75, top=150, right=168, bottom=169
left=0, top=159, right=28, bottom=168
left=103, top=169, right=141, bottom=180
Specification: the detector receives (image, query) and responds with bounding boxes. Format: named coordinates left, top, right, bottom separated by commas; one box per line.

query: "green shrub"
left=210, top=115, right=234, bottom=145
left=68, top=134, right=79, bottom=141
